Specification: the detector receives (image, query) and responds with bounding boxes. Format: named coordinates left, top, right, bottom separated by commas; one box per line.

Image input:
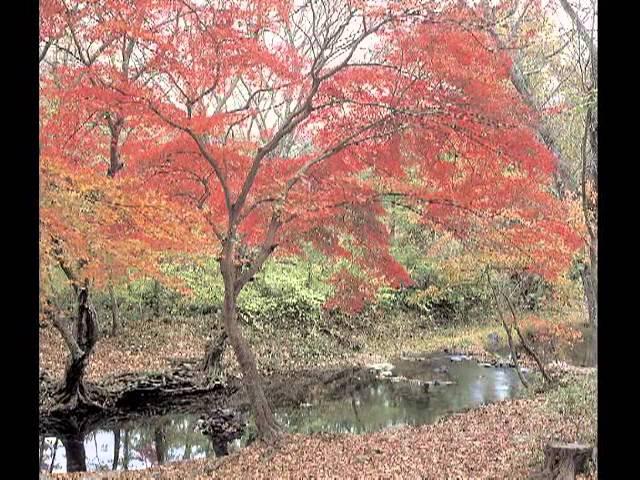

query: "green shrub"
left=544, top=372, right=597, bottom=444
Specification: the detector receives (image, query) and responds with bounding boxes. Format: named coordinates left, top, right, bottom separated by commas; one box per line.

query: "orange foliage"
left=39, top=153, right=214, bottom=294
left=520, top=314, right=583, bottom=345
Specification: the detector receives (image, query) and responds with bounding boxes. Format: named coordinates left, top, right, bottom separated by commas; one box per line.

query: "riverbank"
left=42, top=365, right=596, bottom=479
left=40, top=306, right=588, bottom=383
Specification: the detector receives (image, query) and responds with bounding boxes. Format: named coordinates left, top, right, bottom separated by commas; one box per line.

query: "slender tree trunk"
left=112, top=429, right=121, bottom=470
left=504, top=294, right=553, bottom=384
left=351, top=394, right=362, bottom=426
left=580, top=253, right=597, bottom=367
left=581, top=236, right=597, bottom=329
left=183, top=436, right=192, bottom=460
left=152, top=279, right=161, bottom=319
left=39, top=435, right=46, bottom=470
left=219, top=256, right=281, bottom=444
left=306, top=261, right=312, bottom=287
left=108, top=283, right=120, bottom=336
left=49, top=438, right=59, bottom=473
left=486, top=271, right=528, bottom=388
left=581, top=102, right=597, bottom=362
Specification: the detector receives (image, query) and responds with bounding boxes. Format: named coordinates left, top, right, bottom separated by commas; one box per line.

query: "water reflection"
left=40, top=356, right=525, bottom=473
left=277, top=355, right=525, bottom=435
left=40, top=414, right=213, bottom=473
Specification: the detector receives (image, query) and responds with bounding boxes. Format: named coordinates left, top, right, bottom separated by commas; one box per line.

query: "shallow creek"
left=40, top=352, right=529, bottom=473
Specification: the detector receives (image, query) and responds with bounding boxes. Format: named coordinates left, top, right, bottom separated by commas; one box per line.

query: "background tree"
left=39, top=151, right=211, bottom=407
left=478, top=0, right=597, bottom=328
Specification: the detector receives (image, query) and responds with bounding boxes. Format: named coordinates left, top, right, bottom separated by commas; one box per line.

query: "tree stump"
left=195, top=408, right=245, bottom=456
left=203, top=331, right=227, bottom=381
left=542, top=442, right=594, bottom=479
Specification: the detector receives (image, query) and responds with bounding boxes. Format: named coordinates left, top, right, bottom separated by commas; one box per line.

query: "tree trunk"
left=220, top=260, right=281, bottom=444
left=486, top=271, right=528, bottom=388
left=501, top=287, right=553, bottom=385
left=106, top=113, right=125, bottom=177
left=581, top=237, right=597, bottom=329
left=580, top=234, right=597, bottom=365
left=49, top=438, right=60, bottom=473
left=51, top=286, right=100, bottom=408
left=108, top=283, right=120, bottom=336
left=542, top=442, right=593, bottom=479
left=211, top=440, right=229, bottom=457
left=152, top=279, right=161, bottom=319
left=203, top=330, right=227, bottom=380
left=61, top=434, right=87, bottom=473
left=306, top=260, right=313, bottom=288
left=183, top=436, right=192, bottom=460
left=59, top=355, right=93, bottom=406
left=112, top=429, right=121, bottom=470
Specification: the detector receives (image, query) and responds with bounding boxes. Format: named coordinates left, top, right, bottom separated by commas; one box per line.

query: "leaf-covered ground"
left=39, top=307, right=586, bottom=383
left=40, top=307, right=595, bottom=479
left=44, top=369, right=596, bottom=479
left=39, top=317, right=210, bottom=381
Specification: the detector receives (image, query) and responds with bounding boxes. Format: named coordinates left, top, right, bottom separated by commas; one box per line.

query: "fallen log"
left=40, top=363, right=229, bottom=417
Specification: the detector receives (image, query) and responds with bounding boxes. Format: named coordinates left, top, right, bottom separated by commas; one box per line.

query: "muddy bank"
left=235, top=366, right=378, bottom=410
left=40, top=339, right=544, bottom=438
left=39, top=361, right=376, bottom=437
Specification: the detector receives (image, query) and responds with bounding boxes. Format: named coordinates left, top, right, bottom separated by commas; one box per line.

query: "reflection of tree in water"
left=176, top=416, right=210, bottom=460
left=39, top=363, right=528, bottom=473
left=283, top=380, right=434, bottom=434
left=116, top=414, right=212, bottom=468
left=61, top=432, right=87, bottom=472
left=39, top=420, right=88, bottom=473
left=40, top=437, right=61, bottom=473
left=350, top=394, right=363, bottom=427
left=123, top=429, right=130, bottom=470
left=279, top=361, right=529, bottom=436
left=183, top=429, right=192, bottom=460
left=40, top=413, right=215, bottom=473
left=39, top=436, right=47, bottom=471
left=154, top=421, right=168, bottom=465
left=131, top=428, right=157, bottom=467
left=112, top=429, right=120, bottom=470
left=210, top=439, right=229, bottom=457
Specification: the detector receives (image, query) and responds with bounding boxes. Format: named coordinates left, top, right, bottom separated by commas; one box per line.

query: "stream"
left=39, top=353, right=528, bottom=473
left=40, top=324, right=596, bottom=473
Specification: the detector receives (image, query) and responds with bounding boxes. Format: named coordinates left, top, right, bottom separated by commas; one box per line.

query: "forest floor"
left=44, top=366, right=596, bottom=479
left=39, top=306, right=588, bottom=383
left=40, top=307, right=595, bottom=479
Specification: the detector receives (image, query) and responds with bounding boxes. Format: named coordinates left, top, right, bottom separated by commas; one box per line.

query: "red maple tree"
left=40, top=0, right=582, bottom=440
